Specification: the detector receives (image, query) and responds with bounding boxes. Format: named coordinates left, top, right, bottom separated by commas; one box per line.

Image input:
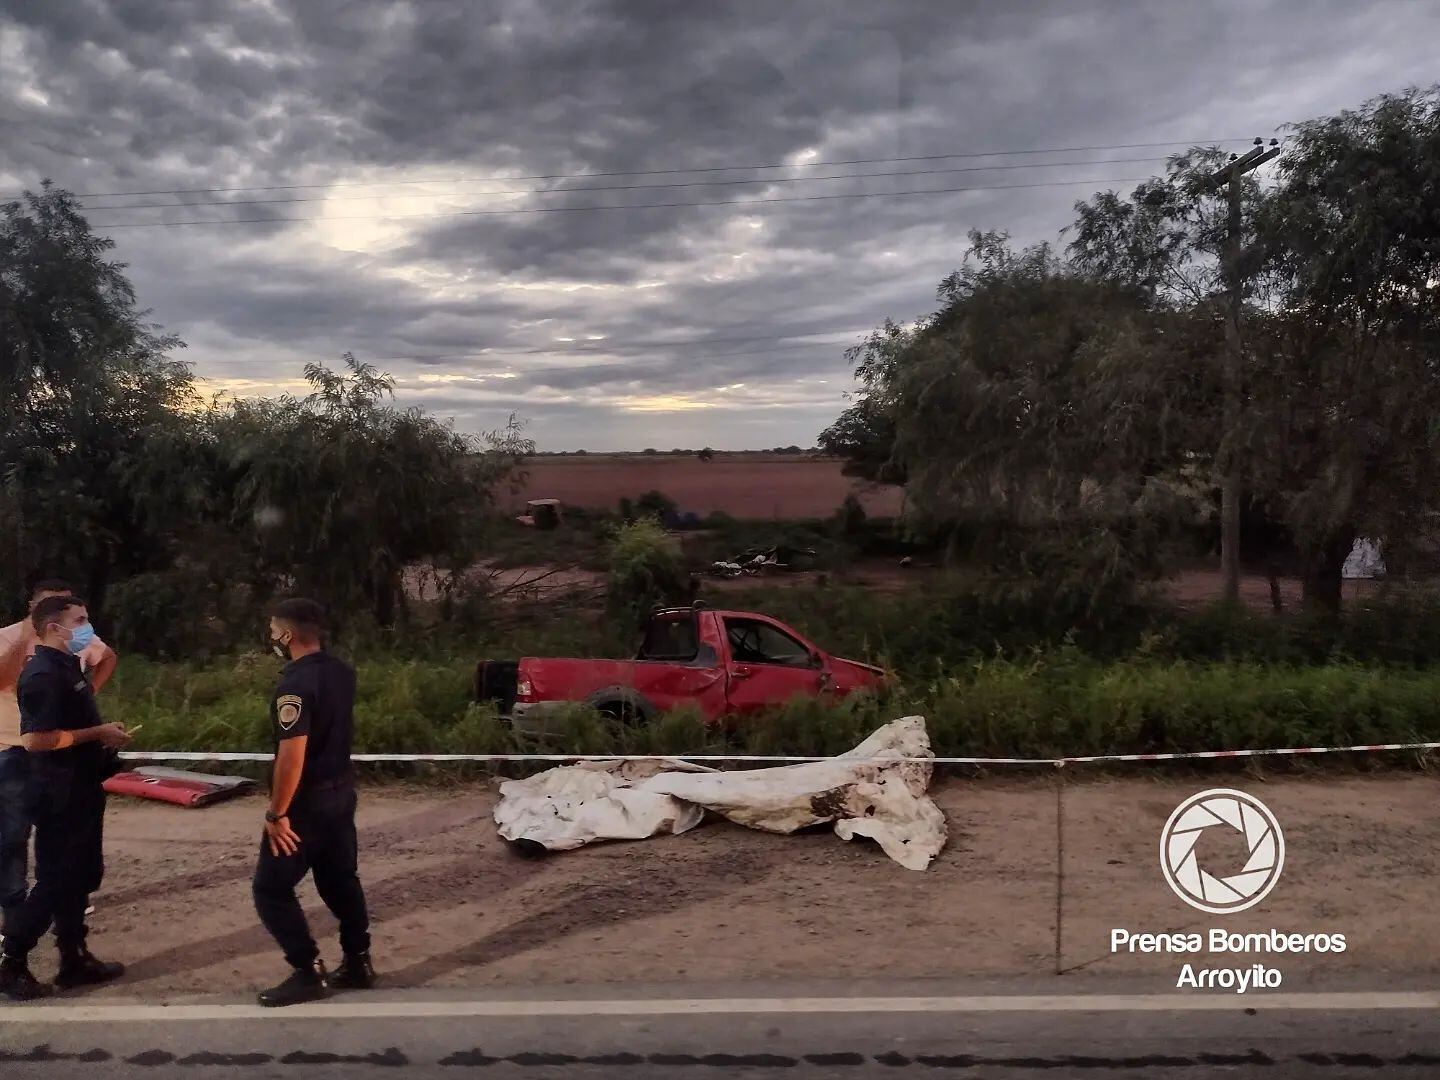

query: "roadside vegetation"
left=102, top=576, right=1440, bottom=764
left=8, top=88, right=1440, bottom=771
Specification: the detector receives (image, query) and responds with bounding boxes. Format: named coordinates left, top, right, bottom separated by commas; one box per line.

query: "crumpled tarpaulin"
left=492, top=717, right=946, bottom=870
left=103, top=766, right=257, bottom=808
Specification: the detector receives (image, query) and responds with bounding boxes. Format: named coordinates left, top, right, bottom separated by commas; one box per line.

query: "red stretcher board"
left=103, top=767, right=257, bottom=808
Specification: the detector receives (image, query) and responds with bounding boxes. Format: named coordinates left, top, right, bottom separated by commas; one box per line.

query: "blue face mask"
left=65, top=621, right=96, bottom=656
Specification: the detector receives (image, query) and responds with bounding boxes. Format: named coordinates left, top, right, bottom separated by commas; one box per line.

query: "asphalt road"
left=3, top=983, right=1439, bottom=1078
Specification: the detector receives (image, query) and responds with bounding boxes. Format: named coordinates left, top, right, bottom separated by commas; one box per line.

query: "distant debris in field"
left=519, top=499, right=563, bottom=529
left=1342, top=538, right=1385, bottom=579
left=706, top=544, right=818, bottom=578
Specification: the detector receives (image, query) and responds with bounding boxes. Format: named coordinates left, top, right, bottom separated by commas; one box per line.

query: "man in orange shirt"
left=0, top=581, right=117, bottom=934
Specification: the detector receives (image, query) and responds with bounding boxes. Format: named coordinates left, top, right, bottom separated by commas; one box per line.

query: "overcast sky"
left=2, top=1, right=1437, bottom=450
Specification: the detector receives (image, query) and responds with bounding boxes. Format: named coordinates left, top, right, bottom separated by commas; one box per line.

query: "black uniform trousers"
left=253, top=784, right=371, bottom=970
left=1, top=781, right=105, bottom=958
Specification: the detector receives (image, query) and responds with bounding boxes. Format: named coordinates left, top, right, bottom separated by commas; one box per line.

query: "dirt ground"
left=407, top=563, right=1382, bottom=610
left=53, top=773, right=1440, bottom=999
left=1164, top=569, right=1382, bottom=611
left=511, top=455, right=904, bottom=520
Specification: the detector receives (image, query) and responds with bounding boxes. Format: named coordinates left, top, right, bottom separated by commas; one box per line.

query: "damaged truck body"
left=475, top=603, right=887, bottom=737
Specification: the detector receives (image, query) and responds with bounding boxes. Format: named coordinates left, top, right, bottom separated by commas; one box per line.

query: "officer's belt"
left=298, top=773, right=355, bottom=794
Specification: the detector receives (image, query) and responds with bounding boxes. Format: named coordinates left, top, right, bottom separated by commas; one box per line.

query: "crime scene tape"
left=119, top=740, right=1440, bottom=767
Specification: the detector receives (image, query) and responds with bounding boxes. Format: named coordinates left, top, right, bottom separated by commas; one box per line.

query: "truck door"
left=632, top=610, right=727, bottom=717
left=721, top=616, right=825, bottom=714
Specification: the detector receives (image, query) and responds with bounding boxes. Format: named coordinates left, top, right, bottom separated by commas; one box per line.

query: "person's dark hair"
left=270, top=597, right=327, bottom=642
left=32, top=594, right=85, bottom=635
left=30, top=579, right=73, bottom=599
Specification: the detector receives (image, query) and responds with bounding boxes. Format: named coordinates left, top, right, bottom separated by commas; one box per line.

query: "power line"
left=79, top=156, right=1170, bottom=212
left=187, top=339, right=854, bottom=372
left=90, top=175, right=1154, bottom=229
left=366, top=336, right=864, bottom=364
left=192, top=353, right=846, bottom=390
left=183, top=330, right=877, bottom=369
left=17, top=138, right=1253, bottom=201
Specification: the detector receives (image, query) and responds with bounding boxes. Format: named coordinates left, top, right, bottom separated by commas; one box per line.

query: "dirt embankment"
left=64, top=773, right=1440, bottom=999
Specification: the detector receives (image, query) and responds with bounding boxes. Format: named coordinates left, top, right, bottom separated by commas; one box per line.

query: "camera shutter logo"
left=1160, top=789, right=1284, bottom=914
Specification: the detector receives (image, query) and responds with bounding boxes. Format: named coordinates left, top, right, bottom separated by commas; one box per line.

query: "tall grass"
left=102, top=648, right=1440, bottom=762
left=92, top=577, right=1440, bottom=769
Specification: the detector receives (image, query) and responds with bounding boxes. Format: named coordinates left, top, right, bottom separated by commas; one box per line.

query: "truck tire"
left=586, top=687, right=653, bottom=731
left=597, top=700, right=642, bottom=727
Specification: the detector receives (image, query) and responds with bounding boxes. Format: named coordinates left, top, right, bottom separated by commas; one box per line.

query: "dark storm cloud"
left=2, top=0, right=1438, bottom=448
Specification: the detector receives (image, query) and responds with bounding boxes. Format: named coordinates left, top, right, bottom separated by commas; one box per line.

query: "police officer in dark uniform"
left=252, top=598, right=375, bottom=1007
left=0, top=595, right=129, bottom=1001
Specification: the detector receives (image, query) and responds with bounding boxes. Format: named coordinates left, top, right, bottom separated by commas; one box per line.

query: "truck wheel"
left=598, top=700, right=644, bottom=731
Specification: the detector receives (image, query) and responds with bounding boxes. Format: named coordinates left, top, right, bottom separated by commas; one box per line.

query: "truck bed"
left=474, top=659, right=521, bottom=715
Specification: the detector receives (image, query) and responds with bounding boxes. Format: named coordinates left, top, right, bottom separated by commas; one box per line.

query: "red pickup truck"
left=475, top=603, right=886, bottom=736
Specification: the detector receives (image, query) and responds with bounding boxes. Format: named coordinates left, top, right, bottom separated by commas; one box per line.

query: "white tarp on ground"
left=492, top=717, right=947, bottom=871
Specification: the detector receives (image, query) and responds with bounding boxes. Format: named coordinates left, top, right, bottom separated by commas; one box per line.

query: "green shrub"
left=105, top=566, right=247, bottom=661
left=1146, top=587, right=1440, bottom=667
left=635, top=490, right=679, bottom=521
left=837, top=494, right=868, bottom=536
left=605, top=519, right=689, bottom=630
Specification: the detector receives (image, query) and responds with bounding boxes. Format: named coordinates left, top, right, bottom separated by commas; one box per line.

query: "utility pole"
left=1210, top=138, right=1280, bottom=604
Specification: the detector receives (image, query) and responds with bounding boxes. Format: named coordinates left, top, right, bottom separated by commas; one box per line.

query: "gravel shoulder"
left=56, top=772, right=1440, bottom=999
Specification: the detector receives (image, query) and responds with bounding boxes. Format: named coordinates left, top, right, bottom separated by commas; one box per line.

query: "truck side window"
left=724, top=619, right=813, bottom=668
left=638, top=616, right=699, bottom=661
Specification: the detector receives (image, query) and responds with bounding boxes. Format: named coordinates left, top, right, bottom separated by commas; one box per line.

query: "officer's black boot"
left=258, top=960, right=328, bottom=1007
left=331, top=952, right=376, bottom=990
left=0, top=954, right=54, bottom=1001
left=55, top=943, right=125, bottom=989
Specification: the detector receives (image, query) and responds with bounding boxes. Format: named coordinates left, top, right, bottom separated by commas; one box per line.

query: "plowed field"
left=509, top=455, right=903, bottom=520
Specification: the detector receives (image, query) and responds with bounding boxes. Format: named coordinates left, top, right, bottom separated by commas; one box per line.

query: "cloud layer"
left=3, top=0, right=1436, bottom=448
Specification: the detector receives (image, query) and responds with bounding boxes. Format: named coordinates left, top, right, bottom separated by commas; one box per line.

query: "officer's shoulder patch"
left=276, top=693, right=303, bottom=731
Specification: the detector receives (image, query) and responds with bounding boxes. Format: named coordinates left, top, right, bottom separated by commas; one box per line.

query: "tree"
left=824, top=88, right=1440, bottom=613
left=635, top=489, right=678, bottom=522
left=818, top=320, right=914, bottom=484
left=0, top=183, right=544, bottom=647
left=213, top=353, right=532, bottom=629
left=1029, top=89, right=1440, bottom=612
left=1243, top=87, right=1440, bottom=609
left=1071, top=91, right=1440, bottom=611
left=0, top=182, right=194, bottom=614
left=1069, top=146, right=1272, bottom=604
left=1068, top=146, right=1254, bottom=306
left=888, top=232, right=1208, bottom=587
